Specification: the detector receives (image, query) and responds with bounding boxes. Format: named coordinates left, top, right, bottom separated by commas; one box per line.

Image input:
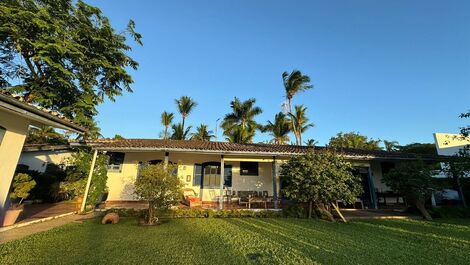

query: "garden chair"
left=182, top=188, right=202, bottom=208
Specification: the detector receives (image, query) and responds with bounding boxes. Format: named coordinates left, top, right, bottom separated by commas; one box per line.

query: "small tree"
left=382, top=161, right=434, bottom=220
left=9, top=173, right=37, bottom=208
left=281, top=150, right=362, bottom=221
left=135, top=163, right=183, bottom=224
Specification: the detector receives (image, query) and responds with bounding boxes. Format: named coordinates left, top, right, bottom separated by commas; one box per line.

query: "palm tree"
left=27, top=126, right=64, bottom=144
left=175, top=96, right=197, bottom=131
left=282, top=70, right=313, bottom=143
left=384, top=140, right=399, bottom=152
left=191, top=124, right=215, bottom=141
left=171, top=123, right=192, bottom=140
left=304, top=139, right=318, bottom=147
left=262, top=112, right=291, bottom=144
left=289, top=105, right=314, bottom=145
left=221, top=97, right=262, bottom=143
left=160, top=111, right=174, bottom=139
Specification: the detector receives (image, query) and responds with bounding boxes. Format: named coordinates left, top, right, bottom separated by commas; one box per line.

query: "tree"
left=171, top=123, right=191, bottom=140
left=280, top=150, right=362, bottom=220
left=9, top=173, right=37, bottom=207
left=282, top=70, right=313, bottom=143
left=221, top=97, right=262, bottom=144
left=175, top=96, right=197, bottom=132
left=113, top=134, right=124, bottom=140
left=384, top=140, right=399, bottom=152
left=262, top=112, right=291, bottom=144
left=191, top=124, right=214, bottom=141
left=443, top=149, right=470, bottom=208
left=289, top=105, right=314, bottom=145
left=0, top=0, right=142, bottom=130
left=382, top=161, right=434, bottom=220
left=459, top=111, right=469, bottom=137
left=160, top=111, right=174, bottom=139
left=328, top=132, right=381, bottom=150
left=304, top=139, right=318, bottom=147
left=26, top=125, right=66, bottom=144
left=134, top=163, right=183, bottom=224
left=398, top=143, right=437, bottom=156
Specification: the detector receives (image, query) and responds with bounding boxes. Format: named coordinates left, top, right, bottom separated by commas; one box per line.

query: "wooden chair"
left=182, top=188, right=202, bottom=208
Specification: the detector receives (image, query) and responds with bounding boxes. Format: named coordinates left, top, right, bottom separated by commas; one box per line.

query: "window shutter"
left=193, top=164, right=202, bottom=186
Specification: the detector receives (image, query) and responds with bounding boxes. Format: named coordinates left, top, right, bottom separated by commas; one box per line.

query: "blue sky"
left=89, top=0, right=470, bottom=146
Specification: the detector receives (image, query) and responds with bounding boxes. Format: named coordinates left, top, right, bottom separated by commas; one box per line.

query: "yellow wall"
left=105, top=151, right=280, bottom=202
left=0, top=110, right=29, bottom=211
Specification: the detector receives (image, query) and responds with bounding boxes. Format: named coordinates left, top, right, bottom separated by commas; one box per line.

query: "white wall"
left=434, top=133, right=470, bottom=156
left=18, top=150, right=73, bottom=173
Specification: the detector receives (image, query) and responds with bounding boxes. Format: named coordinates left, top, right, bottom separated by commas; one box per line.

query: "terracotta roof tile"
left=74, top=138, right=439, bottom=160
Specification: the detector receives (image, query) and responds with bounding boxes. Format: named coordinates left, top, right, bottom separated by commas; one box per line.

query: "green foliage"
left=262, top=112, right=291, bottom=144
left=281, top=150, right=362, bottom=218
left=383, top=140, right=399, bottom=152
left=171, top=123, right=192, bottom=140
left=328, top=132, right=381, bottom=150
left=160, top=111, right=174, bottom=139
left=282, top=204, right=308, bottom=218
left=26, top=126, right=67, bottom=144
left=222, top=97, right=262, bottom=143
left=113, top=134, right=124, bottom=140
left=460, top=111, right=470, bottom=136
left=175, top=96, right=197, bottom=131
left=382, top=161, right=434, bottom=220
left=191, top=124, right=214, bottom=141
left=9, top=173, right=37, bottom=205
left=134, top=163, right=183, bottom=224
left=289, top=105, right=314, bottom=145
left=0, top=0, right=142, bottom=129
left=60, top=150, right=108, bottom=208
left=397, top=143, right=437, bottom=155
left=16, top=164, right=67, bottom=202
left=430, top=206, right=470, bottom=218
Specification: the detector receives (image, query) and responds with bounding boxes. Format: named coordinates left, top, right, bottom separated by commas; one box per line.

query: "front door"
left=196, top=163, right=232, bottom=201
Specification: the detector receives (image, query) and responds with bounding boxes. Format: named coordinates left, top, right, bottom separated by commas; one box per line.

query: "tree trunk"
left=415, top=200, right=432, bottom=221
left=317, top=203, right=335, bottom=222
left=288, top=98, right=299, bottom=145
left=308, top=201, right=313, bottom=219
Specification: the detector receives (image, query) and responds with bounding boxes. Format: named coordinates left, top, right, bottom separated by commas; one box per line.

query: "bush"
left=105, top=208, right=284, bottom=219
left=430, top=207, right=470, bottom=218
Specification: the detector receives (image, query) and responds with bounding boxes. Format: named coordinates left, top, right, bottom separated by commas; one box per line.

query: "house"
left=0, top=91, right=85, bottom=219
left=72, top=139, right=438, bottom=209
left=18, top=144, right=74, bottom=173
left=434, top=133, right=470, bottom=156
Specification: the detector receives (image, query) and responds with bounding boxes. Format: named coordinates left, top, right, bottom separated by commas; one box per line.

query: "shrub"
left=9, top=173, right=36, bottom=208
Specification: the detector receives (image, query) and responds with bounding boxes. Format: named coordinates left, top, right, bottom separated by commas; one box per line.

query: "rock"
left=101, top=213, right=119, bottom=224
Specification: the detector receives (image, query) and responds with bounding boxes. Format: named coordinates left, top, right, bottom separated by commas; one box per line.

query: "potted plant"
left=59, top=178, right=86, bottom=211
left=2, top=173, right=36, bottom=227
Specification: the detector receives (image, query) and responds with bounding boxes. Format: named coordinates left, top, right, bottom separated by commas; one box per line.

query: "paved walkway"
left=17, top=202, right=77, bottom=224
left=0, top=213, right=95, bottom=244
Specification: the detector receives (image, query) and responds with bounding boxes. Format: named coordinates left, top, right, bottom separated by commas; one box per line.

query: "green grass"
left=1, top=218, right=469, bottom=265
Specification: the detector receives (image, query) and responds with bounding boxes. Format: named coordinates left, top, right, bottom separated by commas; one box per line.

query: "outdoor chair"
left=182, top=188, right=202, bottom=208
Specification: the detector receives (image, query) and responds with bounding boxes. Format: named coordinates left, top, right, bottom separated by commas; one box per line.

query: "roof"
left=0, top=90, right=86, bottom=133
left=71, top=138, right=440, bottom=160
left=22, top=144, right=72, bottom=152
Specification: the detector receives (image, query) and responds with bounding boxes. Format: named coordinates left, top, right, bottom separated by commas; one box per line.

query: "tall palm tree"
left=27, top=126, right=63, bottom=144
left=221, top=97, right=262, bottom=143
left=160, top=111, right=174, bottom=139
left=282, top=70, right=313, bottom=142
left=289, top=105, right=314, bottom=145
left=171, top=123, right=192, bottom=140
left=384, top=140, right=399, bottom=152
left=262, top=112, right=291, bottom=144
left=175, top=96, right=197, bottom=131
left=304, top=139, right=318, bottom=147
left=191, top=124, right=215, bottom=141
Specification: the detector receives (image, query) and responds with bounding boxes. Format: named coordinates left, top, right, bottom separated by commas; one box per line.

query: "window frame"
left=239, top=162, right=259, bottom=176
left=107, top=152, right=125, bottom=172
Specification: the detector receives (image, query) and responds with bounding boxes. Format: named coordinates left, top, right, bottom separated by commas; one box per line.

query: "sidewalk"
left=0, top=212, right=95, bottom=244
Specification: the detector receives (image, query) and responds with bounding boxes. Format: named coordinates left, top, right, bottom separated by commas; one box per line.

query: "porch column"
left=219, top=155, right=224, bottom=210
left=80, top=149, right=98, bottom=213
left=164, top=152, right=169, bottom=168
left=368, top=166, right=378, bottom=209
left=272, top=156, right=278, bottom=209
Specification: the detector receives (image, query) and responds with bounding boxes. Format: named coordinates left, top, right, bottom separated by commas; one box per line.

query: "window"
left=107, top=152, right=125, bottom=172
left=0, top=126, right=5, bottom=146
left=203, top=165, right=221, bottom=188
left=240, top=162, right=258, bottom=176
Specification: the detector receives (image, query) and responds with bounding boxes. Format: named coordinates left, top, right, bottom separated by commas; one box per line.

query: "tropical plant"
left=191, top=124, right=215, bottom=141
left=113, top=134, right=125, bottom=140
left=282, top=70, right=313, bottom=142
left=75, top=120, right=103, bottom=140
left=384, top=140, right=399, bottom=152
left=160, top=111, right=174, bottom=139
left=289, top=105, right=314, bottom=145
left=280, top=150, right=362, bottom=221
left=134, top=163, right=183, bottom=224
left=175, top=96, right=197, bottom=131
left=304, top=139, right=318, bottom=147
left=262, top=112, right=291, bottom=144
left=221, top=97, right=262, bottom=143
left=382, top=161, right=434, bottom=220
left=61, top=150, right=108, bottom=208
left=0, top=0, right=142, bottom=129
left=26, top=126, right=66, bottom=144
left=328, top=132, right=381, bottom=150
left=460, top=111, right=470, bottom=137
left=9, top=173, right=37, bottom=208
left=397, top=143, right=437, bottom=155
left=171, top=123, right=192, bottom=140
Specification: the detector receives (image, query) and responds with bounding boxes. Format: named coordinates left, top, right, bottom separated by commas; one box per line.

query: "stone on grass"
left=101, top=213, right=119, bottom=224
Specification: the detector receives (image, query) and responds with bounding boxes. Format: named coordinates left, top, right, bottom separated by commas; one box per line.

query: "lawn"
left=0, top=218, right=469, bottom=265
